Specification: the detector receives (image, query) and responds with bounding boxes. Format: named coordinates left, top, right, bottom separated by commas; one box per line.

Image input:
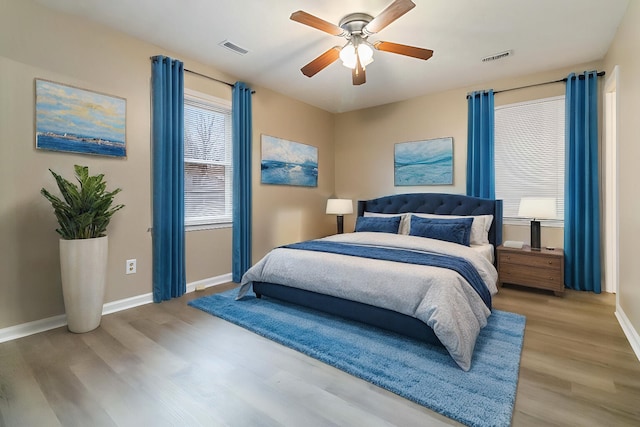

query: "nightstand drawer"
left=497, top=245, right=565, bottom=296
left=499, top=252, right=561, bottom=270
left=500, top=264, right=563, bottom=290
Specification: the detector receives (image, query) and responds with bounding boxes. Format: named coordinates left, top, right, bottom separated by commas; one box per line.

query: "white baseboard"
left=186, top=273, right=233, bottom=293
left=102, top=292, right=154, bottom=315
left=615, top=304, right=640, bottom=362
left=0, top=315, right=68, bottom=344
left=0, top=273, right=233, bottom=344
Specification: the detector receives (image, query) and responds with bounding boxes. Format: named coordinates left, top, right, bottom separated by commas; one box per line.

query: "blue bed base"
left=253, top=193, right=503, bottom=347
left=253, top=282, right=442, bottom=344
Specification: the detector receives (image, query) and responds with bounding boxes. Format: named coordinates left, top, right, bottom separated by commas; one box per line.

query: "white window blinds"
left=184, top=90, right=232, bottom=227
left=495, top=96, right=565, bottom=223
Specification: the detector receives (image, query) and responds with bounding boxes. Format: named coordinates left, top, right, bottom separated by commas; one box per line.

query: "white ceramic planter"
left=59, top=236, right=108, bottom=333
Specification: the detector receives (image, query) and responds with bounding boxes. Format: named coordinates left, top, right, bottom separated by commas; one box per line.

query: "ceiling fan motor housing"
left=339, top=13, right=373, bottom=37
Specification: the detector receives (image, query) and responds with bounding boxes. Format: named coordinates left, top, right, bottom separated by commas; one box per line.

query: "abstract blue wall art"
left=35, top=79, right=126, bottom=158
left=394, top=137, right=453, bottom=186
left=261, top=135, right=318, bottom=187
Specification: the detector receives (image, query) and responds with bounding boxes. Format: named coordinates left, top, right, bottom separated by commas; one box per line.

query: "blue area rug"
left=189, top=289, right=525, bottom=427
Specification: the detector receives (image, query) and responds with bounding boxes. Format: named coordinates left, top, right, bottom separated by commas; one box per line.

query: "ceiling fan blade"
left=290, top=11, right=347, bottom=36
left=373, top=41, right=433, bottom=60
left=300, top=46, right=341, bottom=77
left=363, top=0, right=415, bottom=35
left=352, top=54, right=366, bottom=85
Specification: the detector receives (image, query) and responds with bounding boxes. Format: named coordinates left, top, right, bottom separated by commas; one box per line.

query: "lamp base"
left=336, top=215, right=344, bottom=234
left=530, top=220, right=541, bottom=251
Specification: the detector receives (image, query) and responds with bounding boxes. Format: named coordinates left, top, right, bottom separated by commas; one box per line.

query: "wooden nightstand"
left=497, top=245, right=565, bottom=296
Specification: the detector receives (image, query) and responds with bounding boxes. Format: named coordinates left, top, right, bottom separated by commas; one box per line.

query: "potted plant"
left=41, top=165, right=124, bottom=333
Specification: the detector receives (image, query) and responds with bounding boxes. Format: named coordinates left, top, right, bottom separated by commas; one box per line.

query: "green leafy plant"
left=41, top=165, right=124, bottom=240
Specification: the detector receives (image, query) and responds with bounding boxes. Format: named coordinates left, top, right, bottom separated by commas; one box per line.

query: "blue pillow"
left=409, top=216, right=473, bottom=246
left=355, top=216, right=401, bottom=234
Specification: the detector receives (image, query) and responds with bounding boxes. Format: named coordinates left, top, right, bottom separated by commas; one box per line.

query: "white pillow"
left=364, top=211, right=404, bottom=219
left=403, top=213, right=493, bottom=245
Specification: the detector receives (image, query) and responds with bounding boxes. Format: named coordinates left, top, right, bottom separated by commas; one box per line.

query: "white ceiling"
left=35, top=0, right=628, bottom=113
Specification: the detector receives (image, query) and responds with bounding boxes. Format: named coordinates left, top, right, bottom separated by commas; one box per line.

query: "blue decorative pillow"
left=355, top=216, right=401, bottom=234
left=409, top=216, right=474, bottom=246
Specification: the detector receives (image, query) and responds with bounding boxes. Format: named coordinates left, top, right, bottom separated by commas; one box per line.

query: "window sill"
left=186, top=222, right=232, bottom=232
left=503, top=218, right=564, bottom=228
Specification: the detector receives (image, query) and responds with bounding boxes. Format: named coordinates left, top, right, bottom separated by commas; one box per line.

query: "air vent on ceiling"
left=219, top=40, right=249, bottom=55
left=482, top=50, right=513, bottom=62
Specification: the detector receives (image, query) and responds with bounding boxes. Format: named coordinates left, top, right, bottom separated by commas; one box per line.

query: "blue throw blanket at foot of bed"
left=283, top=240, right=492, bottom=309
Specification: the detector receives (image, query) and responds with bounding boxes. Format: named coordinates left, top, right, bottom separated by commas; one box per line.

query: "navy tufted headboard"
left=357, top=193, right=503, bottom=259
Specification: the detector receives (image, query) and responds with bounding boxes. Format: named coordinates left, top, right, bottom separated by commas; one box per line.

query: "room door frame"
left=603, top=66, right=619, bottom=295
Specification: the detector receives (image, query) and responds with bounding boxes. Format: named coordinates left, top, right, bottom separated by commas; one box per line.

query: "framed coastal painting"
left=394, top=137, right=453, bottom=186
left=261, top=135, right=318, bottom=187
left=35, top=79, right=126, bottom=157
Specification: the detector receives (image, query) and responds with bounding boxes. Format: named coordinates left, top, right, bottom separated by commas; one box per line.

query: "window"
left=184, top=89, right=232, bottom=229
left=494, top=96, right=564, bottom=225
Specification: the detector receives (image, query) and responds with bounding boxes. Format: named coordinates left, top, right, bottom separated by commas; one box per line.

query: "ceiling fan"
left=290, top=0, right=433, bottom=86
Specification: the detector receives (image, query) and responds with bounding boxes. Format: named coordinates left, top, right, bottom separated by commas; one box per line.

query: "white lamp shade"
left=326, top=199, right=353, bottom=215
left=518, top=197, right=557, bottom=220
left=339, top=43, right=374, bottom=69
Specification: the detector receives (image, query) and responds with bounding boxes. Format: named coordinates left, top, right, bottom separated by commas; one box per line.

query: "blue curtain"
left=151, top=55, right=186, bottom=302
left=466, top=90, right=495, bottom=198
left=232, top=82, right=253, bottom=282
left=564, top=71, right=601, bottom=293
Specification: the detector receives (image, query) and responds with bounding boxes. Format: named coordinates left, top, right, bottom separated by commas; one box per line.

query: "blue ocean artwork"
left=35, top=79, right=126, bottom=157
left=261, top=135, right=318, bottom=187
left=395, top=137, right=453, bottom=186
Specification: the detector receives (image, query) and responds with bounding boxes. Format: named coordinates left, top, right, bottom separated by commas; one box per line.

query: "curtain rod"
left=185, top=68, right=256, bottom=94
left=493, top=71, right=605, bottom=95
left=466, top=71, right=605, bottom=98
left=185, top=68, right=233, bottom=88
left=150, top=57, right=255, bottom=93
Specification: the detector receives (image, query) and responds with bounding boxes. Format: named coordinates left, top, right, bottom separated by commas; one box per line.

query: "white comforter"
left=238, top=232, right=499, bottom=371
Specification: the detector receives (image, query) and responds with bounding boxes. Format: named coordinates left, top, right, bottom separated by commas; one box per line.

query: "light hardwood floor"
left=1, top=283, right=639, bottom=427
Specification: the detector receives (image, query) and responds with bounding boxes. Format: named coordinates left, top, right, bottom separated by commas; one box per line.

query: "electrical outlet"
left=126, top=259, right=137, bottom=274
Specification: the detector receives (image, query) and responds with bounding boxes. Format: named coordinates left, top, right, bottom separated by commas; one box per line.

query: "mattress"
left=471, top=243, right=494, bottom=264
left=238, top=232, right=498, bottom=370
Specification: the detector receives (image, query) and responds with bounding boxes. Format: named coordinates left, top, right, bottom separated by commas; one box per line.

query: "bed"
left=237, top=193, right=503, bottom=370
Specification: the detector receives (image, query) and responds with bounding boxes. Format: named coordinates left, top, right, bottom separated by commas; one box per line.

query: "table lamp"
left=326, top=199, right=353, bottom=234
left=518, top=197, right=557, bottom=250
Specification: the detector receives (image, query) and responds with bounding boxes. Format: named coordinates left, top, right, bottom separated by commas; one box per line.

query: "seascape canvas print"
left=35, top=79, right=126, bottom=157
left=261, top=135, right=318, bottom=187
left=394, top=137, right=453, bottom=186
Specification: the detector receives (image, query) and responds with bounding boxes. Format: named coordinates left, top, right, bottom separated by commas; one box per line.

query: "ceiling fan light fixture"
left=291, top=0, right=429, bottom=85
left=340, top=42, right=374, bottom=69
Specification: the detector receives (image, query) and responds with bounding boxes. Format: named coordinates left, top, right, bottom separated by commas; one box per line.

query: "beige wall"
left=0, top=0, right=334, bottom=329
left=252, top=87, right=336, bottom=259
left=334, top=61, right=602, bottom=248
left=2, top=0, right=636, bottom=345
left=604, top=1, right=640, bottom=338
